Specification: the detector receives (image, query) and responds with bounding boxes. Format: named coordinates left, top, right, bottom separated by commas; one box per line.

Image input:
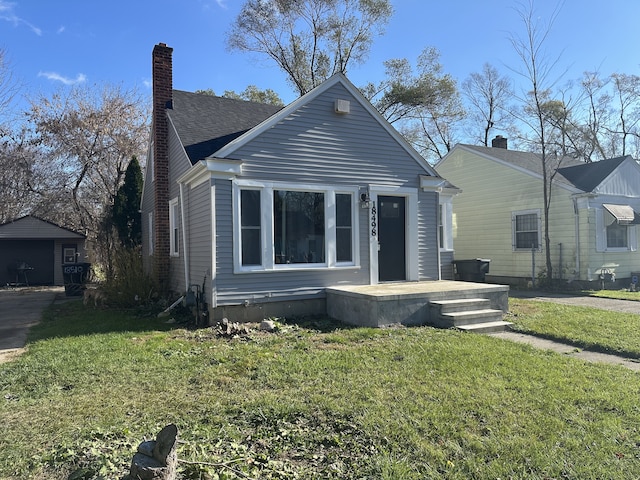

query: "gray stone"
left=129, top=424, right=178, bottom=480
left=260, top=320, right=276, bottom=332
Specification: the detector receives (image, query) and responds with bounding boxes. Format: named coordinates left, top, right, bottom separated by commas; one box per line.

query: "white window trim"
left=512, top=209, right=542, bottom=251
left=596, top=206, right=637, bottom=252
left=233, top=180, right=360, bottom=273
left=439, top=197, right=454, bottom=252
left=169, top=197, right=180, bottom=257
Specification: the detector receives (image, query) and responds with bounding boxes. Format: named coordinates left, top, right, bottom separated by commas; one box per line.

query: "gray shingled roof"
left=167, top=90, right=283, bottom=165
left=556, top=155, right=630, bottom=192
left=460, top=144, right=587, bottom=188
left=0, top=215, right=85, bottom=239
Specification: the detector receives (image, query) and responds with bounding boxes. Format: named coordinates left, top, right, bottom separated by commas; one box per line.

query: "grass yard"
left=509, top=298, right=640, bottom=358
left=586, top=289, right=640, bottom=301
left=1, top=299, right=640, bottom=479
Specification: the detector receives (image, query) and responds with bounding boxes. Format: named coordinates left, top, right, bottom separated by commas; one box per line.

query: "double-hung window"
left=513, top=210, right=540, bottom=250
left=240, top=189, right=262, bottom=266
left=235, top=182, right=358, bottom=272
left=598, top=204, right=638, bottom=251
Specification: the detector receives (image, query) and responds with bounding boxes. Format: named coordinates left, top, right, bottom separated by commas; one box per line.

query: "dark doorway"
left=377, top=195, right=406, bottom=282
left=0, top=240, right=55, bottom=285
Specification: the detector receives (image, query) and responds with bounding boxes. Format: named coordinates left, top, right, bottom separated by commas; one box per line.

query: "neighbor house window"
left=513, top=210, right=540, bottom=250
left=234, top=182, right=358, bottom=272
left=169, top=198, right=179, bottom=256
left=606, top=222, right=628, bottom=248
left=63, top=246, right=77, bottom=264
left=240, top=189, right=262, bottom=266
left=274, top=190, right=325, bottom=264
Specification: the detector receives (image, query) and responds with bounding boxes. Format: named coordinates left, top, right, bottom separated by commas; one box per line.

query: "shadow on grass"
left=27, top=298, right=357, bottom=344
left=26, top=298, right=181, bottom=343
left=280, top=314, right=359, bottom=333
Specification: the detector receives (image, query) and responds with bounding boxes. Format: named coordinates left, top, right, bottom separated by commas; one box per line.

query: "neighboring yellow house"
left=436, top=137, right=640, bottom=286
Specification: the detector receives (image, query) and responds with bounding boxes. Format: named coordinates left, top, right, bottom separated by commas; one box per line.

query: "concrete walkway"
left=494, top=291, right=640, bottom=371
left=0, top=286, right=64, bottom=363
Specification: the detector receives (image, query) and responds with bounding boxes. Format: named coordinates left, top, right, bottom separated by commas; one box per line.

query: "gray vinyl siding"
left=212, top=82, right=437, bottom=305
left=231, top=83, right=425, bottom=188
left=167, top=125, right=194, bottom=294
left=186, top=180, right=212, bottom=294
left=214, top=178, right=369, bottom=306
left=418, top=190, right=439, bottom=280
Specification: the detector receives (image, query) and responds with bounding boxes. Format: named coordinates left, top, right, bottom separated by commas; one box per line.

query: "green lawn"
left=1, top=299, right=640, bottom=479
left=585, top=289, right=640, bottom=301
left=509, top=298, right=640, bottom=358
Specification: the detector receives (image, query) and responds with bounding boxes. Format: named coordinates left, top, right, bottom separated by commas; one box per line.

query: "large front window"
left=235, top=182, right=358, bottom=272
left=274, top=190, right=325, bottom=264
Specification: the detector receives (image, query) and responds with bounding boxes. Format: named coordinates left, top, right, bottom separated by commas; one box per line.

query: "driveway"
left=0, top=287, right=64, bottom=363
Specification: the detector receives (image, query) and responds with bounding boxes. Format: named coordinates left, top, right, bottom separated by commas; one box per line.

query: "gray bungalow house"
left=141, top=43, right=481, bottom=324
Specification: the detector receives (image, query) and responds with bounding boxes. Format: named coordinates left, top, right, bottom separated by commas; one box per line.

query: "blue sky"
left=1, top=0, right=640, bottom=109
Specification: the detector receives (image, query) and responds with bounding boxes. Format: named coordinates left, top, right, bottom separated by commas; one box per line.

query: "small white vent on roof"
left=334, top=99, right=350, bottom=114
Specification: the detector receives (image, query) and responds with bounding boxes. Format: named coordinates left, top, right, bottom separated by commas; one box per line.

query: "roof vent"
left=334, top=99, right=350, bottom=114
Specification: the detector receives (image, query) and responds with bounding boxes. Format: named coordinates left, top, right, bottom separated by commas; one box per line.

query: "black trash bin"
left=62, top=262, right=92, bottom=296
left=453, top=258, right=491, bottom=282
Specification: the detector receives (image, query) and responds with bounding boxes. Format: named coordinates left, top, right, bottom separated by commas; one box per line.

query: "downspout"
left=436, top=193, right=442, bottom=280
left=179, top=182, right=189, bottom=291
left=573, top=197, right=580, bottom=280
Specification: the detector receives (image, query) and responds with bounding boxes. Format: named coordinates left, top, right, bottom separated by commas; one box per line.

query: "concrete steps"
left=429, top=298, right=512, bottom=333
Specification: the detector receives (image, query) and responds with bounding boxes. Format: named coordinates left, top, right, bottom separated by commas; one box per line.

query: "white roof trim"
left=211, top=73, right=440, bottom=178
left=177, top=158, right=243, bottom=187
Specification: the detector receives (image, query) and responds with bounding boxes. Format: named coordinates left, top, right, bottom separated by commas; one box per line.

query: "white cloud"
left=38, top=71, right=87, bottom=85
left=0, top=0, right=42, bottom=35
left=57, top=25, right=65, bottom=34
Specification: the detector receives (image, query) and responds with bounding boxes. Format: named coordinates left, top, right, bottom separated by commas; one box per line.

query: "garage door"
left=0, top=240, right=55, bottom=286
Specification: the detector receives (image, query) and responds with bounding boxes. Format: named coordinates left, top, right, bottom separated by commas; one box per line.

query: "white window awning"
left=603, top=204, right=640, bottom=225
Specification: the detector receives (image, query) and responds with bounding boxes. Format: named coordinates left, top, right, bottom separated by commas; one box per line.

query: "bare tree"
left=0, top=131, right=37, bottom=223
left=508, top=0, right=567, bottom=282
left=26, top=84, right=149, bottom=269
left=609, top=73, right=640, bottom=157
left=227, top=0, right=392, bottom=96
left=462, top=63, right=513, bottom=146
left=0, top=48, right=20, bottom=130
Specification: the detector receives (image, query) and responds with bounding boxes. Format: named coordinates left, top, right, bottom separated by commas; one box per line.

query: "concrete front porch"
left=326, top=280, right=511, bottom=332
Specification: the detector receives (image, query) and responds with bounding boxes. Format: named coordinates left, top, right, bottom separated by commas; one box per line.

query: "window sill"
left=235, top=264, right=361, bottom=274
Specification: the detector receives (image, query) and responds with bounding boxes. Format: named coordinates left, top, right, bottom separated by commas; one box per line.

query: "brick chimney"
left=152, top=43, right=173, bottom=291
left=491, top=135, right=508, bottom=149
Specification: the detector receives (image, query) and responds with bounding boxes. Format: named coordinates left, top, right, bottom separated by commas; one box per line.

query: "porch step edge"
left=441, top=309, right=504, bottom=325
left=457, top=321, right=514, bottom=333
